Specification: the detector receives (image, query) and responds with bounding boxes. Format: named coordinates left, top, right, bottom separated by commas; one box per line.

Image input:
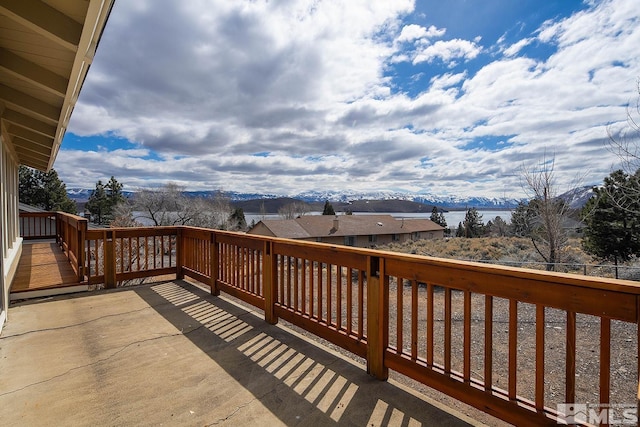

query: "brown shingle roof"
left=257, top=219, right=310, bottom=239
left=249, top=215, right=444, bottom=239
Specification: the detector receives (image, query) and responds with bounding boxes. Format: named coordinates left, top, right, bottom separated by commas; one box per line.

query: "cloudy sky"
left=58, top=0, right=640, bottom=199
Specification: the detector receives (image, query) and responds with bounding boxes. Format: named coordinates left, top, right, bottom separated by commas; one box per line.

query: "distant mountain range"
left=67, top=186, right=595, bottom=212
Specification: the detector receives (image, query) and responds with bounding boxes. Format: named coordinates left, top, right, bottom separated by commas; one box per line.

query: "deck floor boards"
left=11, top=242, right=80, bottom=292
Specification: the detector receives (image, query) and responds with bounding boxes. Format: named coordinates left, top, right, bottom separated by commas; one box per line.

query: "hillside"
left=380, top=236, right=640, bottom=281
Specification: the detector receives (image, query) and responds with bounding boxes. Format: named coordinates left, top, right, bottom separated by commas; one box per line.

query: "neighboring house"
left=247, top=215, right=444, bottom=247
left=1, top=1, right=114, bottom=332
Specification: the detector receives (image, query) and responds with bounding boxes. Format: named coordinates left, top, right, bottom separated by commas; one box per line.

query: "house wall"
left=317, top=232, right=441, bottom=247
left=0, top=127, right=23, bottom=332
left=412, top=230, right=445, bottom=240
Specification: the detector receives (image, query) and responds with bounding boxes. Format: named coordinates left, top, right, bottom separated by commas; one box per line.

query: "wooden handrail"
left=25, top=215, right=640, bottom=426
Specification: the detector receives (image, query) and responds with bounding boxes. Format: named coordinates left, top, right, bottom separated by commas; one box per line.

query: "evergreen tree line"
left=18, top=166, right=76, bottom=213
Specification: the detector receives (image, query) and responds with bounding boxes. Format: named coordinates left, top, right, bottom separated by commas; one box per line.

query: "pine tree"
left=86, top=177, right=126, bottom=224
left=18, top=166, right=76, bottom=213
left=430, top=206, right=449, bottom=235
left=322, top=200, right=336, bottom=215
left=582, top=170, right=640, bottom=277
left=86, top=180, right=108, bottom=224
left=105, top=176, right=125, bottom=209
left=229, top=207, right=247, bottom=230
left=461, top=208, right=484, bottom=238
left=510, top=201, right=534, bottom=237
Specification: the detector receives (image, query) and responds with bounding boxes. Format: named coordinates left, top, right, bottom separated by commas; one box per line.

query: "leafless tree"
left=520, top=154, right=574, bottom=271
left=130, top=184, right=232, bottom=228
left=605, top=80, right=640, bottom=214
left=278, top=201, right=309, bottom=219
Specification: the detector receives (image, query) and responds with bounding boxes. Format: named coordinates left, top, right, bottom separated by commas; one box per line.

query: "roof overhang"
left=0, top=0, right=114, bottom=171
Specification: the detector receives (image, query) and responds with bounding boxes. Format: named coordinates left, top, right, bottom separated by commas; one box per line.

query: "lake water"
left=245, top=210, right=514, bottom=227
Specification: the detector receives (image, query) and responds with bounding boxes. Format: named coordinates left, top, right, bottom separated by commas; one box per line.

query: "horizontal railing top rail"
left=23, top=215, right=640, bottom=426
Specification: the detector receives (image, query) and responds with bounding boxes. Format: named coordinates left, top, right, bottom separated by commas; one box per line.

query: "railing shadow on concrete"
left=133, top=279, right=479, bottom=426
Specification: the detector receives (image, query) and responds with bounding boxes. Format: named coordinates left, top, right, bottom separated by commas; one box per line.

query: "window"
left=369, top=235, right=377, bottom=243
left=344, top=236, right=355, bottom=246
left=392, top=234, right=400, bottom=242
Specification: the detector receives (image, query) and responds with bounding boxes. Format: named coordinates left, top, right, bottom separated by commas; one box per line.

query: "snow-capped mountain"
left=67, top=188, right=523, bottom=209
left=291, top=190, right=523, bottom=209
left=558, top=185, right=595, bottom=209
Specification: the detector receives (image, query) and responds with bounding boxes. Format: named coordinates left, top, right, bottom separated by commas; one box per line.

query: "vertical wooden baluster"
left=509, top=299, right=518, bottom=400
left=279, top=255, right=285, bottom=304
left=250, top=249, right=255, bottom=294
left=263, top=240, right=277, bottom=324
left=287, top=256, right=292, bottom=307
left=411, top=279, right=418, bottom=361
left=301, top=259, right=307, bottom=314
left=224, top=243, right=229, bottom=284
left=397, top=276, right=403, bottom=355
left=288, top=256, right=293, bottom=306
left=211, top=233, right=219, bottom=296
left=119, top=236, right=124, bottom=275
left=153, top=234, right=157, bottom=270
left=244, top=248, right=249, bottom=291
left=294, top=257, right=299, bottom=311
left=566, top=311, right=576, bottom=405
left=317, top=262, right=323, bottom=321
left=464, top=290, right=471, bottom=382
left=358, top=270, right=364, bottom=340
left=347, top=267, right=353, bottom=336
left=126, top=237, right=131, bottom=272
left=337, top=265, right=342, bottom=329
left=254, top=250, right=259, bottom=294
left=444, top=287, right=452, bottom=374
left=427, top=283, right=434, bottom=367
left=136, top=236, right=141, bottom=271
left=536, top=304, right=545, bottom=411
left=160, top=236, right=165, bottom=268
left=600, top=317, right=611, bottom=410
left=309, top=261, right=315, bottom=318
left=327, top=263, right=332, bottom=325
left=485, top=295, right=493, bottom=391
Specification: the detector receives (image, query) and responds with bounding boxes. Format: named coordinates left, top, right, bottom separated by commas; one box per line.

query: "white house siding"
left=0, top=131, right=22, bottom=332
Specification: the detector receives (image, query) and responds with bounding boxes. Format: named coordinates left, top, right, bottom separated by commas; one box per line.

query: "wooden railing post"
left=76, top=219, right=87, bottom=282
left=104, top=230, right=116, bottom=289
left=367, top=255, right=388, bottom=380
left=176, top=227, right=184, bottom=280
left=55, top=212, right=62, bottom=245
left=210, top=232, right=219, bottom=296
left=263, top=241, right=278, bottom=325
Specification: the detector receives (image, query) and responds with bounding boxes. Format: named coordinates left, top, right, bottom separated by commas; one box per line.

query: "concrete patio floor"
left=0, top=280, right=484, bottom=426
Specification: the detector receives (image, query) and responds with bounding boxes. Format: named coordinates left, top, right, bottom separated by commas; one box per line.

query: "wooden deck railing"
left=19, top=211, right=57, bottom=240
left=85, top=227, right=178, bottom=287
left=18, top=211, right=640, bottom=426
